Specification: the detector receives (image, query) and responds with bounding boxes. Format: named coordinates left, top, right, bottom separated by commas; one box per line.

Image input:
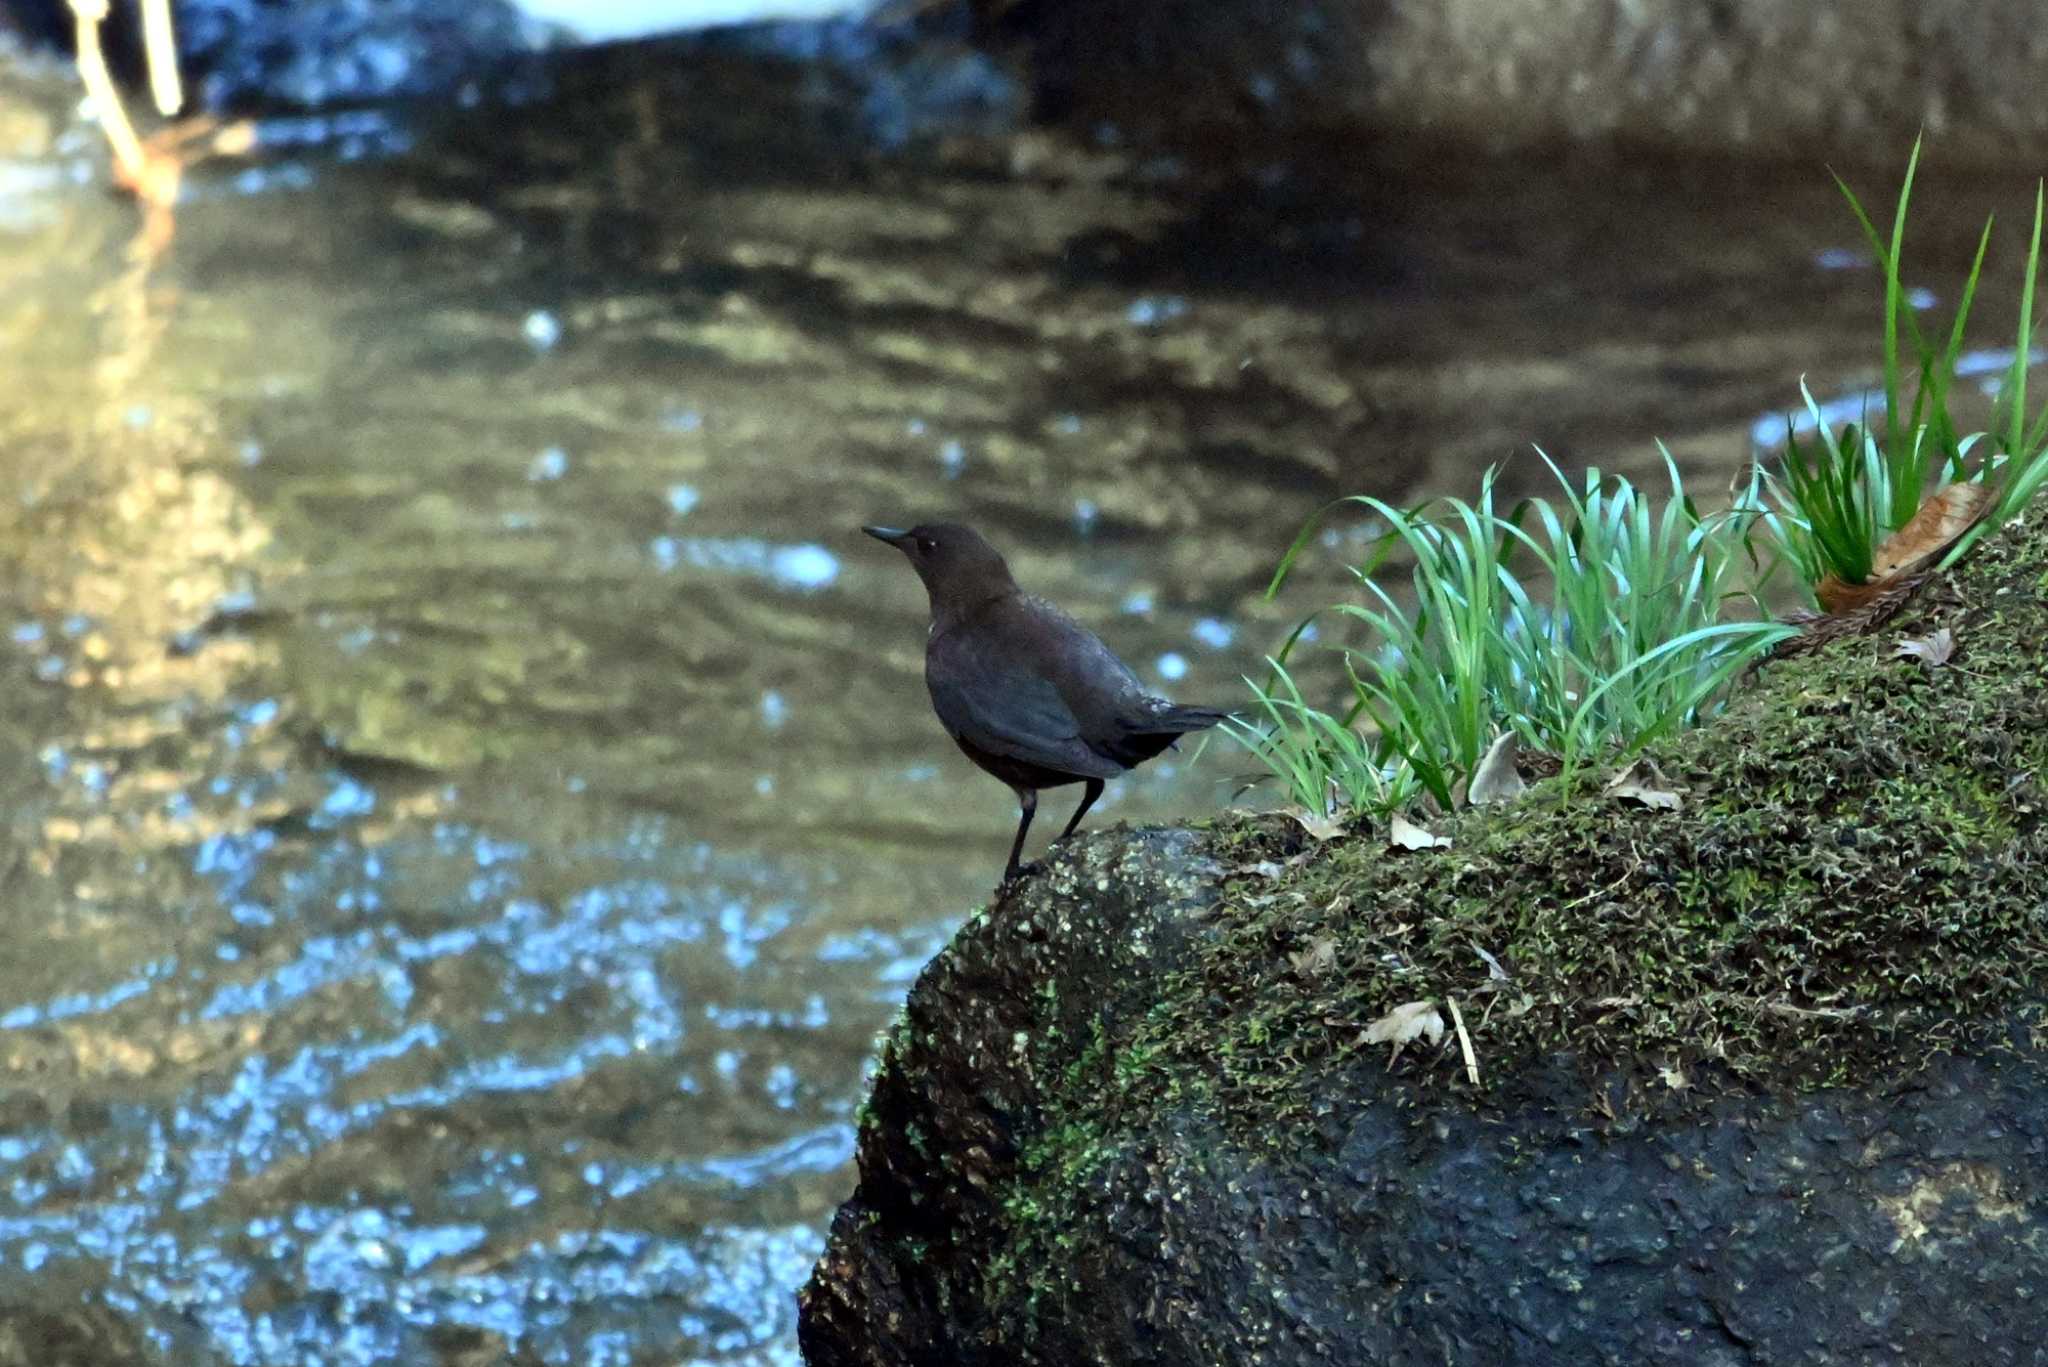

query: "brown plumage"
left=865, top=522, right=1229, bottom=885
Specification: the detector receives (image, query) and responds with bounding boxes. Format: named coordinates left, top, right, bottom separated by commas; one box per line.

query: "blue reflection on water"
left=0, top=794, right=940, bottom=1363
left=647, top=537, right=841, bottom=591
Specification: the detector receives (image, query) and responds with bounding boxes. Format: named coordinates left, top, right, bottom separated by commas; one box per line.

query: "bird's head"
left=863, top=522, right=1018, bottom=612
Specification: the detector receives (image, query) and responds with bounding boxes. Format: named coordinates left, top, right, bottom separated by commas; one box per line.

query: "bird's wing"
left=927, top=631, right=1125, bottom=780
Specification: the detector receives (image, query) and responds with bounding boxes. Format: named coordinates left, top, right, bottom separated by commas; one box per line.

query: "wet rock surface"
left=800, top=518, right=2048, bottom=1364
left=801, top=829, right=1231, bottom=1363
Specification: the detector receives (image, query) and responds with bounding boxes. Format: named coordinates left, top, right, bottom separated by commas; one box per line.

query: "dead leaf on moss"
left=1288, top=935, right=1337, bottom=978
left=1605, top=760, right=1684, bottom=811
left=1814, top=482, right=1991, bottom=615
left=1388, top=813, right=1451, bottom=851
left=1871, top=480, right=1993, bottom=580
left=1894, top=626, right=1955, bottom=668
left=1466, top=732, right=1526, bottom=807
left=1362, top=999, right=1445, bottom=1064
left=1285, top=807, right=1348, bottom=842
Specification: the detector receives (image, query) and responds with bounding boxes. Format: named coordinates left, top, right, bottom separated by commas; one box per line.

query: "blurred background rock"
left=4, top=0, right=2046, bottom=161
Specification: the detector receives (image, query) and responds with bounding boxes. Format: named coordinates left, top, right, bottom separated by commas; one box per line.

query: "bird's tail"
left=1127, top=703, right=1234, bottom=736
left=1106, top=704, right=1233, bottom=767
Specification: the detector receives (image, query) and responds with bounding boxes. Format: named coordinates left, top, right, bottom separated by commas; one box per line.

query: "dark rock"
left=945, top=0, right=2048, bottom=165
left=801, top=828, right=1228, bottom=1361
left=801, top=515, right=2048, bottom=1363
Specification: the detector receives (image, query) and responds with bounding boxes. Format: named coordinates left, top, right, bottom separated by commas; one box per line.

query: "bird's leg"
left=1056, top=778, right=1105, bottom=844
left=1003, top=788, right=1038, bottom=886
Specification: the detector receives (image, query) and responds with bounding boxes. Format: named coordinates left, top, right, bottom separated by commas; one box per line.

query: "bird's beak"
left=862, top=525, right=912, bottom=547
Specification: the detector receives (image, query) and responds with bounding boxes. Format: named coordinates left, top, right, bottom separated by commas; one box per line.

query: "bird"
left=864, top=522, right=1230, bottom=886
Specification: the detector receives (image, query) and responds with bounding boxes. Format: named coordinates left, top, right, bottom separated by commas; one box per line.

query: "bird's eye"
left=916, top=537, right=935, bottom=554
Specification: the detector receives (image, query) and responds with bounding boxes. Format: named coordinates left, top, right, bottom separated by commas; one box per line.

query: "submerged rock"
left=801, top=516, right=2048, bottom=1363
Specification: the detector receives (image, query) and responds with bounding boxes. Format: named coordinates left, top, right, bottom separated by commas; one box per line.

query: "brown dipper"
left=864, top=522, right=1229, bottom=885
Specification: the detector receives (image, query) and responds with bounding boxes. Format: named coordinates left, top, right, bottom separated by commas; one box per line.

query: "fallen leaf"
left=1605, top=760, right=1684, bottom=811
left=1466, top=732, right=1526, bottom=807
left=1388, top=813, right=1451, bottom=851
left=1894, top=626, right=1955, bottom=668
left=1247, top=860, right=1286, bottom=880
left=1657, top=1061, right=1692, bottom=1093
left=1816, top=483, right=1991, bottom=614
left=1285, top=807, right=1347, bottom=842
left=1870, top=481, right=1992, bottom=580
left=1288, top=935, right=1337, bottom=977
left=1473, top=945, right=1511, bottom=982
left=1362, top=999, right=1445, bottom=1064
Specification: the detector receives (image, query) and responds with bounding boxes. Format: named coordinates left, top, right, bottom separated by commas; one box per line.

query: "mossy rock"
left=800, top=517, right=2048, bottom=1366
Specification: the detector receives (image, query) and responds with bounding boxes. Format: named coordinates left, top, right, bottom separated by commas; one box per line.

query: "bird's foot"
left=996, top=860, right=1043, bottom=894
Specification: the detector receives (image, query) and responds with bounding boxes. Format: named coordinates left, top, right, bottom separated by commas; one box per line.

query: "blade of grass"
left=2007, top=179, right=2043, bottom=468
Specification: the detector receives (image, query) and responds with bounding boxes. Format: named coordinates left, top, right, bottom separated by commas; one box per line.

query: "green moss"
left=980, top=1116, right=1116, bottom=1336
left=1111, top=518, right=2048, bottom=1137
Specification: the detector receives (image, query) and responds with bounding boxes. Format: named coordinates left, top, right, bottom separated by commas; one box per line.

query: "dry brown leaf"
left=1466, top=732, right=1526, bottom=807
left=1388, top=813, right=1451, bottom=851
left=1605, top=760, right=1684, bottom=811
left=1362, top=1000, right=1445, bottom=1063
left=1871, top=481, right=1992, bottom=580
left=1815, top=483, right=1991, bottom=614
left=1894, top=626, right=1955, bottom=668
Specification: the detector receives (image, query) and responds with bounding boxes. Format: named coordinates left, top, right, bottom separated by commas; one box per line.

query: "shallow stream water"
left=0, top=29, right=2039, bottom=1365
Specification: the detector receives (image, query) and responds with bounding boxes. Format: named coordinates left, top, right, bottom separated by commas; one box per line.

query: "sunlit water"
left=0, top=29, right=2040, bottom=1365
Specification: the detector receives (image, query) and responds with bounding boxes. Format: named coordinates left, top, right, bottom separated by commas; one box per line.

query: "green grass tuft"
left=1754, top=139, right=2048, bottom=587
left=1233, top=454, right=1792, bottom=814
left=1243, top=144, right=2048, bottom=818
